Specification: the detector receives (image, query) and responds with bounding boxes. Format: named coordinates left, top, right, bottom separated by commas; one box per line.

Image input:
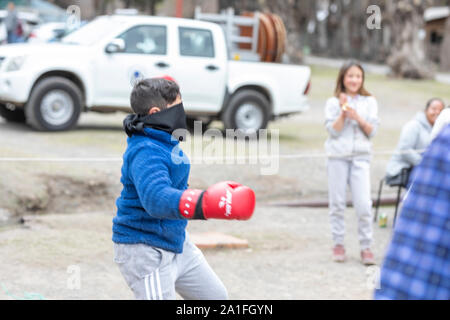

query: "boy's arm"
left=130, top=147, right=184, bottom=220
left=131, top=146, right=256, bottom=221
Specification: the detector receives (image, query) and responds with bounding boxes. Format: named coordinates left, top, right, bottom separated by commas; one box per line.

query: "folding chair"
left=374, top=167, right=412, bottom=226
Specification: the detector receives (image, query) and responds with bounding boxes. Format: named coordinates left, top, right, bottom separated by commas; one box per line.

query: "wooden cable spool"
left=238, top=11, right=286, bottom=63
left=259, top=12, right=276, bottom=62
left=266, top=13, right=278, bottom=62
left=239, top=11, right=267, bottom=61
left=270, top=13, right=287, bottom=62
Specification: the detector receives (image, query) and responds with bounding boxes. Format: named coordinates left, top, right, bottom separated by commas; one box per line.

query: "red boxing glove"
left=178, top=181, right=255, bottom=220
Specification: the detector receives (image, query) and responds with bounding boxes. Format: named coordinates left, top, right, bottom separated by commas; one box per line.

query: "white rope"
left=0, top=157, right=122, bottom=162
left=0, top=148, right=426, bottom=162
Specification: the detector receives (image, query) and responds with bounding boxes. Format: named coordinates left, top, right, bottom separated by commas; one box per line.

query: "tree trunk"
left=376, top=0, right=393, bottom=63
left=386, top=0, right=434, bottom=79
left=439, top=14, right=450, bottom=71
left=327, top=0, right=348, bottom=58
left=352, top=0, right=370, bottom=60
left=150, top=0, right=156, bottom=15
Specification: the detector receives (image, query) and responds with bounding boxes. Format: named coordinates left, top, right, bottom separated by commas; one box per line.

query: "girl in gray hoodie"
left=324, top=60, right=379, bottom=265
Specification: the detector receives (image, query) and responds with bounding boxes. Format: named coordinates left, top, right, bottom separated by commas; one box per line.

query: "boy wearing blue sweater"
left=113, top=77, right=255, bottom=300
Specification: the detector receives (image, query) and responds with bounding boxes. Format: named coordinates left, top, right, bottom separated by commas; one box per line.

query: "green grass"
left=308, top=64, right=450, bottom=108
left=308, top=65, right=339, bottom=101
left=268, top=121, right=327, bottom=150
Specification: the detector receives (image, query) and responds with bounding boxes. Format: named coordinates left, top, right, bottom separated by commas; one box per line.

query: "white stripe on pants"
left=114, top=233, right=228, bottom=300
left=144, top=269, right=163, bottom=300
left=327, top=158, right=373, bottom=249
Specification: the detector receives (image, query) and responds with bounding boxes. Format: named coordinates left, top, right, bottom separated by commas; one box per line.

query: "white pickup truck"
left=0, top=14, right=311, bottom=132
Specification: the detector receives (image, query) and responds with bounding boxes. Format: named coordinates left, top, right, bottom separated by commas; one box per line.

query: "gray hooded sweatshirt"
left=385, top=112, right=432, bottom=178
left=324, top=94, right=379, bottom=160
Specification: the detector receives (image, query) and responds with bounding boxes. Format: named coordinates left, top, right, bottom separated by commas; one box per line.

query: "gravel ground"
left=0, top=204, right=396, bottom=300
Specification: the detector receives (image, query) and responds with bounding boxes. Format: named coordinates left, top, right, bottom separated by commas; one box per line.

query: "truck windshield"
left=61, top=17, right=123, bottom=46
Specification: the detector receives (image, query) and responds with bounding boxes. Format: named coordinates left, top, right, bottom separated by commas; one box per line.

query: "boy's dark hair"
left=130, top=78, right=180, bottom=115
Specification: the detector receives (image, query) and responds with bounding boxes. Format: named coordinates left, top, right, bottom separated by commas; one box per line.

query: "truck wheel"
left=25, top=77, right=82, bottom=131
left=221, top=89, right=270, bottom=133
left=0, top=103, right=26, bottom=123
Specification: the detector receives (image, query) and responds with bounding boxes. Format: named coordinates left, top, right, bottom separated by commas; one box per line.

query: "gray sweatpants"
left=327, top=158, right=373, bottom=250
left=113, top=233, right=228, bottom=300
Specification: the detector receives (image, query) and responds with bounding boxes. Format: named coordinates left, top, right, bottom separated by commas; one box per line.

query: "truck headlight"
left=5, top=56, right=27, bottom=72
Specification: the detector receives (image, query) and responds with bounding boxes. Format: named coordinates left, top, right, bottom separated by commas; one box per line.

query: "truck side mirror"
left=105, top=38, right=125, bottom=54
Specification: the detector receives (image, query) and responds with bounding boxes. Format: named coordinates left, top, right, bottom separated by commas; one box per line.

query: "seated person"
left=385, top=98, right=444, bottom=186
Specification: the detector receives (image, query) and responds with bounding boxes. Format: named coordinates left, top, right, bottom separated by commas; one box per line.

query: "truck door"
left=93, top=24, right=173, bottom=108
left=170, top=26, right=227, bottom=114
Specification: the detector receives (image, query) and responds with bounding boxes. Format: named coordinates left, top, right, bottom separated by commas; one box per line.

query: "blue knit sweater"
left=112, top=128, right=190, bottom=253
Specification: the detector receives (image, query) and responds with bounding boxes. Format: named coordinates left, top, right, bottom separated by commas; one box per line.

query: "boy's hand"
left=179, top=181, right=255, bottom=220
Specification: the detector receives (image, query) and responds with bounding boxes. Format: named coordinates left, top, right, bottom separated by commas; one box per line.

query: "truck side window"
left=117, top=25, right=167, bottom=55
left=179, top=27, right=214, bottom=58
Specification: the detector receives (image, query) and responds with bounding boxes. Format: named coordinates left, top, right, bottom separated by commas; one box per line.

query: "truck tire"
left=25, top=77, right=82, bottom=131
left=0, top=104, right=26, bottom=123
left=221, top=89, right=270, bottom=133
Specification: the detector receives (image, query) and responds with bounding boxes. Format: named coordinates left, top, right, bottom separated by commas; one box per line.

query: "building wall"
left=425, top=17, right=446, bottom=62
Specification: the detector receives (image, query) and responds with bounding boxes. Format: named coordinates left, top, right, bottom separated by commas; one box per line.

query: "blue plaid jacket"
left=374, top=124, right=450, bottom=300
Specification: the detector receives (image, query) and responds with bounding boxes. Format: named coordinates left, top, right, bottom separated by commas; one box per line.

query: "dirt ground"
left=1, top=64, right=448, bottom=300
left=0, top=205, right=395, bottom=300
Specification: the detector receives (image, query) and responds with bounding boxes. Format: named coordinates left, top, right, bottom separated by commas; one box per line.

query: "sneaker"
left=361, top=249, right=376, bottom=265
left=333, top=245, right=346, bottom=262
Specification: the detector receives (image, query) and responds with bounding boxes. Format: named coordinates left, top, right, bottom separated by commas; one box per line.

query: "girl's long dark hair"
left=334, top=60, right=371, bottom=97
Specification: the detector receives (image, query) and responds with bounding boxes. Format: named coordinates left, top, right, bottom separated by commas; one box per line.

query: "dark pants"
left=385, top=167, right=413, bottom=188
